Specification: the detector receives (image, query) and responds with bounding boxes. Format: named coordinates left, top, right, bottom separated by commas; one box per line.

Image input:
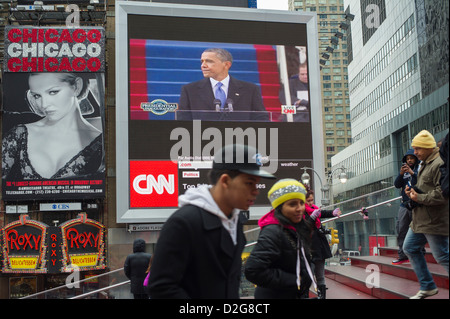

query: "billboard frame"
left=115, top=1, right=324, bottom=223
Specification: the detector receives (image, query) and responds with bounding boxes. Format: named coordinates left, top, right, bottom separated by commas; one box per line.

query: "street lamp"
left=301, top=166, right=348, bottom=206
left=301, top=170, right=311, bottom=185
left=327, top=166, right=348, bottom=204
left=300, top=167, right=330, bottom=206
left=328, top=166, right=348, bottom=185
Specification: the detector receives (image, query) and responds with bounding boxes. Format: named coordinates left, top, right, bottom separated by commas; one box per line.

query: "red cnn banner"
left=129, top=161, right=178, bottom=208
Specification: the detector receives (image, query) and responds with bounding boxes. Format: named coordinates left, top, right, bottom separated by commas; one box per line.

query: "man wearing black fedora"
left=148, top=144, right=275, bottom=299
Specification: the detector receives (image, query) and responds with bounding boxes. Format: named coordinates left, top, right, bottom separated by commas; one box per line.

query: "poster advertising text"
left=2, top=27, right=106, bottom=200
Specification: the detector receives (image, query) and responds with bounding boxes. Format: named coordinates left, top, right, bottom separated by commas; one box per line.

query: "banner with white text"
left=1, top=26, right=106, bottom=200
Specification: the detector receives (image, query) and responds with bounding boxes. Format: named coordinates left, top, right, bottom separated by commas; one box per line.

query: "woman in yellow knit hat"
left=245, top=179, right=316, bottom=299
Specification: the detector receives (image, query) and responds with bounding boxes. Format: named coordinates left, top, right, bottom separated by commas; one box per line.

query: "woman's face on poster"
left=28, top=73, right=81, bottom=121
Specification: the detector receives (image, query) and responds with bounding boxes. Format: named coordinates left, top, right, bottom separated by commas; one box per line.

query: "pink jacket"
left=305, top=204, right=321, bottom=229
left=258, top=209, right=296, bottom=231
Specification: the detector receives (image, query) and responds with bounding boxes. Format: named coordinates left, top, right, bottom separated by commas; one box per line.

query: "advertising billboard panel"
left=1, top=213, right=106, bottom=274
left=1, top=26, right=106, bottom=201
left=116, top=2, right=324, bottom=223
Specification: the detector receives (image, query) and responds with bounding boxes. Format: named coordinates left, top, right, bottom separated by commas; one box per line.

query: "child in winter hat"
left=268, top=178, right=307, bottom=208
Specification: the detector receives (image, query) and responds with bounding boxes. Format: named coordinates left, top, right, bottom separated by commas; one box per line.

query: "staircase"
left=315, top=247, right=449, bottom=299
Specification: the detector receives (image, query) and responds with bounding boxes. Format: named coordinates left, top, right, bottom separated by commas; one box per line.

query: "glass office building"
left=306, top=0, right=449, bottom=255
left=331, top=0, right=448, bottom=201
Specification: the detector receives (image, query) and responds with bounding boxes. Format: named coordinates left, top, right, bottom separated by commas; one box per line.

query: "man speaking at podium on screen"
left=177, top=48, right=270, bottom=121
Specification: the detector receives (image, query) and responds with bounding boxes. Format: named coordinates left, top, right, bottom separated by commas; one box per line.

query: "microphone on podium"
left=213, top=99, right=221, bottom=112
left=226, top=98, right=233, bottom=112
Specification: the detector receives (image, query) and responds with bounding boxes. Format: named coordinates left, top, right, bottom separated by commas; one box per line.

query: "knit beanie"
left=411, top=130, right=436, bottom=149
left=268, top=179, right=306, bottom=209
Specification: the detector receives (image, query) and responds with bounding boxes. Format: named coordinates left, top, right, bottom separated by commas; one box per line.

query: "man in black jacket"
left=278, top=63, right=310, bottom=122
left=124, top=238, right=152, bottom=299
left=148, top=144, right=275, bottom=298
left=177, top=48, right=269, bottom=121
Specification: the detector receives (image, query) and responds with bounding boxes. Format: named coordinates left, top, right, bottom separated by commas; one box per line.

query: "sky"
left=257, top=0, right=289, bottom=10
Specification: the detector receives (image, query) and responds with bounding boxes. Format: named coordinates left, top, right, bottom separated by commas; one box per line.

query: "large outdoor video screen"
left=116, top=2, right=324, bottom=223
left=1, top=26, right=106, bottom=201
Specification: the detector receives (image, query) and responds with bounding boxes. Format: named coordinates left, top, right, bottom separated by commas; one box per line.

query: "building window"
left=379, top=136, right=391, bottom=158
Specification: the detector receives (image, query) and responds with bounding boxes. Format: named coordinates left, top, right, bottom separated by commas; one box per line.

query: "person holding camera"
left=392, top=149, right=419, bottom=265
left=403, top=130, right=449, bottom=299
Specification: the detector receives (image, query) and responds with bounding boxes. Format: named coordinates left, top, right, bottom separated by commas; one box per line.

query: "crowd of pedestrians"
left=124, top=130, right=448, bottom=299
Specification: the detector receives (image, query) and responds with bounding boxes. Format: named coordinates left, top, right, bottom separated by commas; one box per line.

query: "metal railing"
left=20, top=267, right=131, bottom=299
left=244, top=186, right=400, bottom=246
left=20, top=186, right=401, bottom=299
left=69, top=280, right=130, bottom=299
left=239, top=186, right=402, bottom=297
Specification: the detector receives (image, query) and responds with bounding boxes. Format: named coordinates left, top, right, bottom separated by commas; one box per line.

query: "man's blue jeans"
left=403, top=228, right=449, bottom=290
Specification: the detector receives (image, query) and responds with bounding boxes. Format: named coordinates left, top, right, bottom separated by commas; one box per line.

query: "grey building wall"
left=326, top=0, right=449, bottom=254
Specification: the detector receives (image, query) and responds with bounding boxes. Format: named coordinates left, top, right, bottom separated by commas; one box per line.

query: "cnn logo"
left=129, top=161, right=178, bottom=208
left=133, top=174, right=175, bottom=194
left=281, top=105, right=296, bottom=114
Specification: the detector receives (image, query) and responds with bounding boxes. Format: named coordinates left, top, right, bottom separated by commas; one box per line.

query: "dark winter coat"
left=124, top=239, right=152, bottom=294
left=147, top=204, right=247, bottom=299
left=304, top=204, right=335, bottom=261
left=244, top=210, right=314, bottom=299
left=394, top=149, right=419, bottom=207
left=439, top=133, right=449, bottom=198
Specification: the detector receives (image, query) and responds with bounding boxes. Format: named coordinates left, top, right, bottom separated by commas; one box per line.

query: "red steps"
left=321, top=247, right=449, bottom=299
left=309, top=278, right=377, bottom=299
left=379, top=246, right=437, bottom=264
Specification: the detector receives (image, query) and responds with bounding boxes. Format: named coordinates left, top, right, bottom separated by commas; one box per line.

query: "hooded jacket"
left=178, top=185, right=240, bottom=244
left=394, top=149, right=419, bottom=206
left=410, top=147, right=449, bottom=235
left=148, top=185, right=246, bottom=299
left=245, top=210, right=315, bottom=299
left=124, top=239, right=152, bottom=294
